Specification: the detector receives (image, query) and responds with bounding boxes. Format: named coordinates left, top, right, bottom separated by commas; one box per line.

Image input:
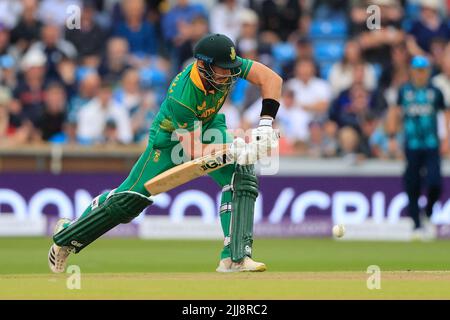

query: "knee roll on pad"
left=230, top=164, right=259, bottom=262
left=53, top=191, right=153, bottom=252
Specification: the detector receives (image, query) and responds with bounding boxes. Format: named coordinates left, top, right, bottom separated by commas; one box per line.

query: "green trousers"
left=79, top=114, right=235, bottom=259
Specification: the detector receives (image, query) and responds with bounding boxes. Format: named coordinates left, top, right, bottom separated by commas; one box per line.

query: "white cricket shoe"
left=216, top=257, right=233, bottom=273
left=216, top=257, right=266, bottom=272
left=48, top=218, right=74, bottom=273
left=233, top=257, right=267, bottom=272
left=411, top=228, right=428, bottom=242
left=422, top=216, right=437, bottom=241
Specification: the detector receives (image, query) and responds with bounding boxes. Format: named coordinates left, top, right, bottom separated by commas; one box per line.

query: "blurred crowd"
left=0, top=0, right=448, bottom=160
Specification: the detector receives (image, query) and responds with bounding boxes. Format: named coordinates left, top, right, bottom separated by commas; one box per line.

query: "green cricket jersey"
left=149, top=57, right=253, bottom=147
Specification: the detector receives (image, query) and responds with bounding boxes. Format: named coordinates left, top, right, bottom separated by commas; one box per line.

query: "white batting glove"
left=251, top=118, right=279, bottom=155
left=228, top=137, right=258, bottom=165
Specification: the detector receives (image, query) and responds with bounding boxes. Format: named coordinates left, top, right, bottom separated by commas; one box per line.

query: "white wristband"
left=259, top=118, right=273, bottom=127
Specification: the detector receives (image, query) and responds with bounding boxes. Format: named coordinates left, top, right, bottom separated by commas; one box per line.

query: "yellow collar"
left=190, top=61, right=215, bottom=95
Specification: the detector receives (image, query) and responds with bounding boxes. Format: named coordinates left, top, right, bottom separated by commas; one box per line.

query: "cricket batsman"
left=48, top=33, right=283, bottom=273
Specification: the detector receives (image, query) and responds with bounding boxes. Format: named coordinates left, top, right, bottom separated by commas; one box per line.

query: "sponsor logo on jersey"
left=200, top=108, right=215, bottom=118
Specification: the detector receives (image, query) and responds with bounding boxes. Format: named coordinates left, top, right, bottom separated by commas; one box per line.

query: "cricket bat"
left=144, top=145, right=233, bottom=195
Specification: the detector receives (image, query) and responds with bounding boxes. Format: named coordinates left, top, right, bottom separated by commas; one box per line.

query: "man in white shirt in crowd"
left=284, top=58, right=332, bottom=140
left=77, top=81, right=132, bottom=144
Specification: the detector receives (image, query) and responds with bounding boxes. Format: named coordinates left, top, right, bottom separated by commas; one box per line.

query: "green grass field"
left=1, top=237, right=450, bottom=299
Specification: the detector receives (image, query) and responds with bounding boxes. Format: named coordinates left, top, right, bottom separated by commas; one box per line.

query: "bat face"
left=145, top=147, right=232, bottom=195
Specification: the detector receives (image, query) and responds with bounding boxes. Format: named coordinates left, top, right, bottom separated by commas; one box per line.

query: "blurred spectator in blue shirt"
left=114, top=0, right=158, bottom=58
left=407, top=0, right=450, bottom=54
left=162, top=0, right=206, bottom=74
left=0, top=54, right=17, bottom=90
left=162, top=0, right=206, bottom=46
left=177, top=15, right=209, bottom=69
left=370, top=119, right=404, bottom=160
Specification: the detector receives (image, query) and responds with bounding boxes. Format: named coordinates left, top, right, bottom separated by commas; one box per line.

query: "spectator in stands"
left=210, top=0, right=244, bottom=42
left=112, top=68, right=142, bottom=114
left=242, top=88, right=314, bottom=155
left=29, top=24, right=77, bottom=80
left=333, top=111, right=380, bottom=162
left=370, top=118, right=403, bottom=160
left=329, top=81, right=377, bottom=133
left=235, top=9, right=259, bottom=59
left=329, top=40, right=377, bottom=97
left=285, top=58, right=332, bottom=131
left=0, top=86, right=11, bottom=142
left=76, top=81, right=132, bottom=145
left=0, top=0, right=24, bottom=29
left=310, top=121, right=338, bottom=158
left=98, top=37, right=131, bottom=85
left=433, top=44, right=450, bottom=151
left=259, top=0, right=303, bottom=41
left=102, top=119, right=122, bottom=145
left=4, top=97, right=33, bottom=144
left=65, top=0, right=108, bottom=60
left=429, top=37, right=448, bottom=74
left=0, top=54, right=17, bottom=90
left=114, top=0, right=158, bottom=58
left=432, top=44, right=450, bottom=108
left=217, top=96, right=240, bottom=130
left=36, top=82, right=67, bottom=142
left=0, top=23, right=14, bottom=57
left=10, top=0, right=42, bottom=55
left=355, top=0, right=405, bottom=67
left=132, top=90, right=157, bottom=143
left=38, top=0, right=81, bottom=27
left=176, top=15, right=209, bottom=69
left=379, top=41, right=411, bottom=106
left=67, top=71, right=101, bottom=124
left=358, top=111, right=380, bottom=158
left=161, top=0, right=207, bottom=63
left=230, top=10, right=261, bottom=109
left=56, top=56, right=77, bottom=100
left=14, top=48, right=47, bottom=128
left=280, top=36, right=316, bottom=80
left=406, top=0, right=450, bottom=55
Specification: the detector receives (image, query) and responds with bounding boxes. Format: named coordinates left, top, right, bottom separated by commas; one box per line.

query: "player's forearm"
left=247, top=62, right=282, bottom=108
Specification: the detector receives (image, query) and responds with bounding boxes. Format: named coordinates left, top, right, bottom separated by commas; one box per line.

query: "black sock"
left=407, top=192, right=421, bottom=229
